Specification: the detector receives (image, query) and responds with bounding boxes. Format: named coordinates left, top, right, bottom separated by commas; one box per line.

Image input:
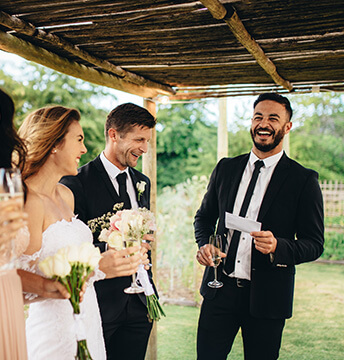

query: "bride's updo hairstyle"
left=18, top=106, right=80, bottom=181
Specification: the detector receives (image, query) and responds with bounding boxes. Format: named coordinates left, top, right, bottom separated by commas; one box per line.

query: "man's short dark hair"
left=253, top=93, right=293, bottom=121
left=105, top=103, right=156, bottom=139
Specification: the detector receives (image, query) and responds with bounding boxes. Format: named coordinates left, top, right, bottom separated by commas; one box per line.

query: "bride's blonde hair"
left=18, top=106, right=80, bottom=180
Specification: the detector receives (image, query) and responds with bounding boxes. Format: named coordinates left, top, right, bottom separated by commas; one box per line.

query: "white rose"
left=78, top=242, right=96, bottom=265
left=88, top=247, right=102, bottom=269
left=107, top=231, right=123, bottom=250
left=52, top=253, right=71, bottom=278
left=65, top=245, right=80, bottom=263
left=137, top=181, right=146, bottom=193
left=39, top=256, right=55, bottom=278
left=99, top=228, right=110, bottom=242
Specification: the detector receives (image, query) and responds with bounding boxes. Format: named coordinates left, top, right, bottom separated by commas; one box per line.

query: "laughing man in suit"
left=194, top=93, right=324, bottom=360
left=61, top=103, right=156, bottom=360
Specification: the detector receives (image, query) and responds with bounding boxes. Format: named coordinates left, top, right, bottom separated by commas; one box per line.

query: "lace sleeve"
left=17, top=251, right=41, bottom=300
left=86, top=265, right=106, bottom=287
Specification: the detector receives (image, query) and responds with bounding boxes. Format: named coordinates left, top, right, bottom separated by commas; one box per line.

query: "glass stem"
left=214, top=266, right=217, bottom=281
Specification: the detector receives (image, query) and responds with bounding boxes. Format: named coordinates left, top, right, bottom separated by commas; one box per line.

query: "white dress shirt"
left=100, top=151, right=139, bottom=209
left=225, top=150, right=284, bottom=280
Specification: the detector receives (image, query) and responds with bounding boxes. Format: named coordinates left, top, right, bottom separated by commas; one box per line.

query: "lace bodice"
left=0, top=226, right=29, bottom=271
left=19, top=218, right=106, bottom=360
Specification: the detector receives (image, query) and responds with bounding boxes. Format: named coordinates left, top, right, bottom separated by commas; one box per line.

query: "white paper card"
left=225, top=212, right=261, bottom=233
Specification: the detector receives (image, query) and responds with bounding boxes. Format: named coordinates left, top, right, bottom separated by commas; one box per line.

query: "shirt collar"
left=100, top=151, right=129, bottom=180
left=249, top=150, right=284, bottom=169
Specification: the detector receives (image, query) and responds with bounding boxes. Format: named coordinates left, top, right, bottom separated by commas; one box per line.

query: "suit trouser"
left=197, top=276, right=285, bottom=360
left=102, top=294, right=153, bottom=360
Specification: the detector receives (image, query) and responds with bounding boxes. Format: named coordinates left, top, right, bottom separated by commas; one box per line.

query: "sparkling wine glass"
left=207, top=234, right=223, bottom=288
left=0, top=168, right=24, bottom=272
left=123, top=238, right=144, bottom=294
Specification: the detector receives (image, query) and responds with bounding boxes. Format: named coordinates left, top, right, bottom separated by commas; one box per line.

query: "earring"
left=52, top=149, right=57, bottom=154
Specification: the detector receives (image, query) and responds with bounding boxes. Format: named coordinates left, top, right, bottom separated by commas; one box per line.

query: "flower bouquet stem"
left=76, top=339, right=92, bottom=360
left=59, top=265, right=93, bottom=360
left=146, top=293, right=166, bottom=322
left=137, top=264, right=166, bottom=322
left=39, top=243, right=102, bottom=360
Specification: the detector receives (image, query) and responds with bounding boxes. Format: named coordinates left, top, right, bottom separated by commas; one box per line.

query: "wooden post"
left=142, top=99, right=158, bottom=360
left=217, top=97, right=228, bottom=161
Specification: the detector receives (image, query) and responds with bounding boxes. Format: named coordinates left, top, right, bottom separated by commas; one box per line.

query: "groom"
left=61, top=103, right=156, bottom=360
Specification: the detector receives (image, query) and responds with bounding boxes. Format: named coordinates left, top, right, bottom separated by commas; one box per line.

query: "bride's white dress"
left=19, top=217, right=106, bottom=360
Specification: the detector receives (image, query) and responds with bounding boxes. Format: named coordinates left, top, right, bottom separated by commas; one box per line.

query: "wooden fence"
left=319, top=181, right=344, bottom=217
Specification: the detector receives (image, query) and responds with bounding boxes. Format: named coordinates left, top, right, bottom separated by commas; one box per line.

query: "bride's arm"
left=17, top=269, right=71, bottom=304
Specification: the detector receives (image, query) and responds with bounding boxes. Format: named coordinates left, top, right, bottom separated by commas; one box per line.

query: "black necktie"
left=224, top=160, right=264, bottom=275
left=116, top=172, right=132, bottom=209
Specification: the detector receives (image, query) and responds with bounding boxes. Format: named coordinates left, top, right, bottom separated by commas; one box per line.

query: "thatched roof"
left=0, top=0, right=343, bottom=100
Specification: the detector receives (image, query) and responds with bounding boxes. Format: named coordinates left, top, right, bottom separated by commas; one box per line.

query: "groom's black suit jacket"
left=194, top=152, right=324, bottom=319
left=61, top=155, right=154, bottom=323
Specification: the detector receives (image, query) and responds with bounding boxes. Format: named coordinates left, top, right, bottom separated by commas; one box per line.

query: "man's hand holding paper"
left=225, top=212, right=261, bottom=233
left=225, top=212, right=277, bottom=255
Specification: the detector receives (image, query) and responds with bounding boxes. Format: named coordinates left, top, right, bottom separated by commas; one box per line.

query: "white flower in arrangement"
left=39, top=257, right=55, bottom=278
left=99, top=228, right=110, bottom=242
left=38, top=242, right=102, bottom=359
left=63, top=244, right=79, bottom=263
left=53, top=252, right=72, bottom=277
left=88, top=203, right=165, bottom=322
left=136, top=181, right=146, bottom=200
left=107, top=231, right=123, bottom=250
left=78, top=242, right=100, bottom=265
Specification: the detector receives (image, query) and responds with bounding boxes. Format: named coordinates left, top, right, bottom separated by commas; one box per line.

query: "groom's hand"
left=100, top=247, right=145, bottom=279
left=141, top=233, right=154, bottom=251
left=196, top=244, right=226, bottom=267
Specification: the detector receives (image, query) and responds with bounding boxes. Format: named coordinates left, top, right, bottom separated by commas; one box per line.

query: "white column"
left=218, top=97, right=228, bottom=161
left=142, top=99, right=157, bottom=360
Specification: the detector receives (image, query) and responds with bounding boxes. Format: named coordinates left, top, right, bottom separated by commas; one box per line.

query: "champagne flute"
left=0, top=168, right=24, bottom=272
left=123, top=238, right=144, bottom=294
left=207, top=234, right=223, bottom=288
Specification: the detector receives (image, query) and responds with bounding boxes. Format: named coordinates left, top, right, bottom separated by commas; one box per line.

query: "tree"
left=156, top=102, right=218, bottom=189
left=0, top=63, right=116, bottom=165
left=290, top=93, right=344, bottom=181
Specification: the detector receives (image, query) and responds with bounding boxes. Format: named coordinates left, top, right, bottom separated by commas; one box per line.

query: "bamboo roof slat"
left=0, top=0, right=343, bottom=99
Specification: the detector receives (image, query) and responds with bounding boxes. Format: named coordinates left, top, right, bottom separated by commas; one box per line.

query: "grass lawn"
left=157, top=262, right=344, bottom=359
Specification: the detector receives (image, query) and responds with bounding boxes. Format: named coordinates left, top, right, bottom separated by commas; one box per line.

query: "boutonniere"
left=136, top=181, right=146, bottom=201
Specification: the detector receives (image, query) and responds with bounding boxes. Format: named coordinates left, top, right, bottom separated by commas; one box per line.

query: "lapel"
left=226, top=154, right=250, bottom=213
left=93, top=156, right=121, bottom=203
left=128, top=167, right=142, bottom=207
left=257, top=152, right=290, bottom=221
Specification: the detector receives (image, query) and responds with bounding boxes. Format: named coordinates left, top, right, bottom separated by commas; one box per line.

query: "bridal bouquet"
left=39, top=242, right=102, bottom=360
left=88, top=204, right=166, bottom=322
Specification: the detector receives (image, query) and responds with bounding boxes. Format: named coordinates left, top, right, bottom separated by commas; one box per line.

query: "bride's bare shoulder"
left=57, top=183, right=74, bottom=211
left=25, top=188, right=44, bottom=213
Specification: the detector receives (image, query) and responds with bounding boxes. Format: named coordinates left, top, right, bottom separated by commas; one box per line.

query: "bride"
left=18, top=106, right=144, bottom=359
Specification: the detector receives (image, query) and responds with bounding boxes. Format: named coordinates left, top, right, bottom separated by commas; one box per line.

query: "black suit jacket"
left=194, top=152, right=324, bottom=319
left=61, top=155, right=155, bottom=323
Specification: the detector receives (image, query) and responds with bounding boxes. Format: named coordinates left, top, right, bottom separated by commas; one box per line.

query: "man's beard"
left=250, top=126, right=285, bottom=152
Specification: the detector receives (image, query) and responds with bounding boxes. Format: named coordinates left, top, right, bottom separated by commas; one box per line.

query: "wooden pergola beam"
left=200, top=0, right=293, bottom=91
left=0, top=10, right=174, bottom=96
left=0, top=29, right=165, bottom=99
